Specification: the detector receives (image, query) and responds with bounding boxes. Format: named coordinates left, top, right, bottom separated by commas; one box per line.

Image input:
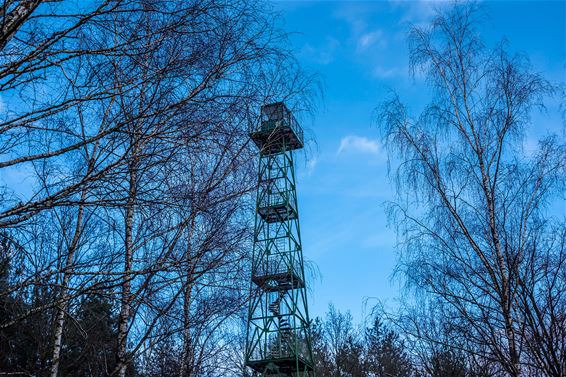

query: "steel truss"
left=245, top=103, right=314, bottom=377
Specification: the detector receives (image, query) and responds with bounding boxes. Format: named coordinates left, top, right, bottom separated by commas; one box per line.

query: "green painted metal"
left=245, top=103, right=314, bottom=377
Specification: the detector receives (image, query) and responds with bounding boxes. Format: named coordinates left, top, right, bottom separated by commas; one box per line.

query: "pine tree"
left=0, top=235, right=53, bottom=376
left=59, top=294, right=120, bottom=377
left=365, top=317, right=413, bottom=377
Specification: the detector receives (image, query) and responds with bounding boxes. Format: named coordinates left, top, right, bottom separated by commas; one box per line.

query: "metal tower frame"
left=245, top=103, right=314, bottom=376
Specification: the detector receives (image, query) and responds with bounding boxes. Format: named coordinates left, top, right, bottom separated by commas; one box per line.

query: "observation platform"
left=252, top=267, right=305, bottom=292
left=258, top=201, right=298, bottom=223
left=250, top=102, right=304, bottom=154
left=247, top=355, right=313, bottom=375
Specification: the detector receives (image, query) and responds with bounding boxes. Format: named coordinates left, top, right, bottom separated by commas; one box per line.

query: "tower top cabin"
left=250, top=102, right=304, bottom=154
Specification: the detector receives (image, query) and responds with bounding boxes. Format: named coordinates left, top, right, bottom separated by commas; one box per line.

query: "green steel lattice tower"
left=245, top=103, right=314, bottom=376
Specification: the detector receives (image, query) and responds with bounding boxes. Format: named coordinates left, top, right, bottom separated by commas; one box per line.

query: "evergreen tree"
left=336, top=334, right=365, bottom=377
left=428, top=350, right=467, bottom=377
left=0, top=236, right=54, bottom=376
left=365, top=317, right=412, bottom=377
left=59, top=294, right=120, bottom=377
left=311, top=317, right=335, bottom=376
left=141, top=339, right=181, bottom=377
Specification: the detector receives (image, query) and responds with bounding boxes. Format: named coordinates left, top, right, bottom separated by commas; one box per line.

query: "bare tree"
left=0, top=0, right=135, bottom=227
left=378, top=3, right=565, bottom=376
left=0, top=0, right=43, bottom=50
left=0, top=1, right=317, bottom=376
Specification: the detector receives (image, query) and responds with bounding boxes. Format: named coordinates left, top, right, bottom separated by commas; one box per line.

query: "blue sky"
left=275, top=0, right=566, bottom=323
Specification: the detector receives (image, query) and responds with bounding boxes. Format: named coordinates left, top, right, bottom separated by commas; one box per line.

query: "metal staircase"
left=245, top=103, right=314, bottom=377
left=267, top=291, right=292, bottom=358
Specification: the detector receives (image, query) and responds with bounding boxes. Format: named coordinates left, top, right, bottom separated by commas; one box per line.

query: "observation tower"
left=244, top=103, right=314, bottom=376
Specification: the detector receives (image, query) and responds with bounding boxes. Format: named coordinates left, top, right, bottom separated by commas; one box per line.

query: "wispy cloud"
left=300, top=36, right=341, bottom=65
left=357, top=30, right=386, bottom=51
left=306, top=157, right=318, bottom=175
left=337, top=136, right=380, bottom=156
left=332, top=3, right=374, bottom=34
left=372, top=65, right=404, bottom=79
left=389, top=0, right=453, bottom=24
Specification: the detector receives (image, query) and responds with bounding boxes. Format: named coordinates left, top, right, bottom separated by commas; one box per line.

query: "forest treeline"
left=311, top=304, right=495, bottom=377
left=0, top=291, right=486, bottom=377
left=0, top=1, right=565, bottom=377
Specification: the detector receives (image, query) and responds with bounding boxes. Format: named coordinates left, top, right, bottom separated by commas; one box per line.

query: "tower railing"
left=257, top=110, right=304, bottom=147
left=258, top=190, right=296, bottom=211
left=248, top=332, right=311, bottom=362
left=250, top=102, right=304, bottom=153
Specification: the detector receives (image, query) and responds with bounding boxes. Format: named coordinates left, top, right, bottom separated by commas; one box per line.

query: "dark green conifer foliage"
left=428, top=350, right=467, bottom=377
left=0, top=237, right=53, bottom=376
left=59, top=295, right=120, bottom=377
left=365, top=317, right=413, bottom=377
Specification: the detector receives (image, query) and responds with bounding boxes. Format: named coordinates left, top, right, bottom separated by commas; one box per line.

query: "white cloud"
left=332, top=3, right=373, bottom=34
left=372, top=65, right=403, bottom=79
left=301, top=36, right=341, bottom=65
left=372, top=62, right=428, bottom=81
left=306, top=157, right=318, bottom=175
left=337, top=136, right=380, bottom=156
left=357, top=30, right=386, bottom=51
left=389, top=0, right=454, bottom=23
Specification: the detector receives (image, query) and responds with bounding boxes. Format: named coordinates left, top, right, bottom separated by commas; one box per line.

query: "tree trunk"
left=0, top=0, right=42, bottom=50
left=116, top=159, right=138, bottom=377
left=179, top=279, right=193, bottom=377
left=49, top=195, right=87, bottom=377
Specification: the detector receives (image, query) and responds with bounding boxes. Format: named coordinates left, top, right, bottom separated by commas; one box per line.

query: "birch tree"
left=378, top=4, right=566, bottom=376
left=0, top=1, right=316, bottom=376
